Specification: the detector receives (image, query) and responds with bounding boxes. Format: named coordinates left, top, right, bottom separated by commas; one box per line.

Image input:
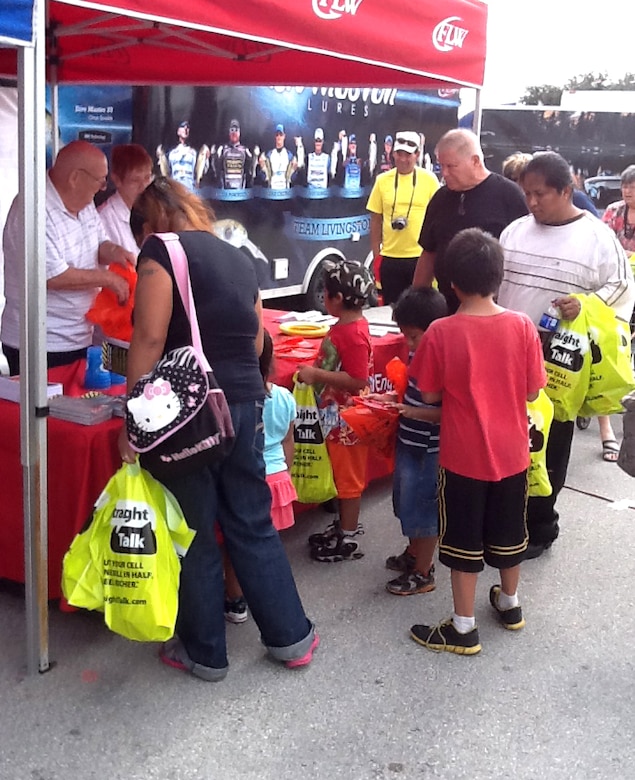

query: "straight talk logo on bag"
left=110, top=501, right=157, bottom=556
left=295, top=404, right=325, bottom=444
left=544, top=329, right=588, bottom=372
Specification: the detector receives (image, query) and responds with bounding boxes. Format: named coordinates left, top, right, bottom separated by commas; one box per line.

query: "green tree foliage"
left=521, top=72, right=635, bottom=105
left=520, top=84, right=563, bottom=106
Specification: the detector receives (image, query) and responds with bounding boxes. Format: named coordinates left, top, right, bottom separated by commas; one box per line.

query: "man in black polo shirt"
left=413, top=129, right=528, bottom=312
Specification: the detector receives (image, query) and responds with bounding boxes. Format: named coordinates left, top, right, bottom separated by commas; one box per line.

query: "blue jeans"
left=162, top=400, right=314, bottom=671
left=392, top=442, right=439, bottom=539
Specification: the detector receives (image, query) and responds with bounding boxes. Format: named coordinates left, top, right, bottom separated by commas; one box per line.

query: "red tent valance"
left=1, top=0, right=487, bottom=87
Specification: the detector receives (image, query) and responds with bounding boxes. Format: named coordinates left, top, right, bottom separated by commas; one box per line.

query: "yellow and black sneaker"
left=410, top=618, right=481, bottom=655
left=489, top=585, right=526, bottom=630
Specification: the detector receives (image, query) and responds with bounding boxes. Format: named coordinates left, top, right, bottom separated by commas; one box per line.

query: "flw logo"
left=312, top=0, right=363, bottom=21
left=432, top=16, right=469, bottom=52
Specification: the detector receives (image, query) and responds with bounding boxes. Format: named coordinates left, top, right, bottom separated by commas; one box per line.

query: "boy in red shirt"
left=409, top=228, right=546, bottom=654
left=298, top=259, right=374, bottom=562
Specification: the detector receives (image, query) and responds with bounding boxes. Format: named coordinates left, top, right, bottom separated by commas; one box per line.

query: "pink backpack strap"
left=150, top=232, right=212, bottom=374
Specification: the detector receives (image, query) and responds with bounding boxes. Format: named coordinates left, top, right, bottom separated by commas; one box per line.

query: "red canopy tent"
left=1, top=0, right=487, bottom=88
left=1, top=0, right=487, bottom=676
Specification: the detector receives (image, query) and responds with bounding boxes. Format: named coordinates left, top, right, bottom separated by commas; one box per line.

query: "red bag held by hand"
left=385, top=356, right=408, bottom=402
left=340, top=397, right=399, bottom=463
left=86, top=261, right=137, bottom=342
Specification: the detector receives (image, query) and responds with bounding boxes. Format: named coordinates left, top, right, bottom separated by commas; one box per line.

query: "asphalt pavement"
left=1, top=310, right=635, bottom=779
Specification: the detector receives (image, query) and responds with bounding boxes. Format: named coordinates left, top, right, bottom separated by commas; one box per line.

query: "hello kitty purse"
left=125, top=233, right=234, bottom=480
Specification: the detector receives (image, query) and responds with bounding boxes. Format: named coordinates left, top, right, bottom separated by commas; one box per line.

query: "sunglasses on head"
left=396, top=138, right=418, bottom=149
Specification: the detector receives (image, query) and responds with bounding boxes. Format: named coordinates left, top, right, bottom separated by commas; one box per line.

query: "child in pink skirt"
left=223, top=330, right=298, bottom=623
left=260, top=329, right=298, bottom=531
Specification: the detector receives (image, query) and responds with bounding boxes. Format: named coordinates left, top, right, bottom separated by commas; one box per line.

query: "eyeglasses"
left=125, top=172, right=155, bottom=186
left=79, top=168, right=108, bottom=189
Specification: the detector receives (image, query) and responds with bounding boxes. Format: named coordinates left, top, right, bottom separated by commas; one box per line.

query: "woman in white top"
left=98, top=144, right=153, bottom=253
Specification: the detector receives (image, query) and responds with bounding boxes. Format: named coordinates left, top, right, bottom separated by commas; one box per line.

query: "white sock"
left=452, top=613, right=476, bottom=634
left=342, top=528, right=358, bottom=537
left=497, top=590, right=519, bottom=610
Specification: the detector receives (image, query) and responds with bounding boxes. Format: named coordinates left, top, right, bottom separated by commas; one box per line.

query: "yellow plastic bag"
left=62, top=460, right=195, bottom=642
left=576, top=293, right=635, bottom=416
left=542, top=305, right=591, bottom=422
left=527, top=390, right=553, bottom=497
left=62, top=525, right=104, bottom=612
left=290, top=377, right=337, bottom=504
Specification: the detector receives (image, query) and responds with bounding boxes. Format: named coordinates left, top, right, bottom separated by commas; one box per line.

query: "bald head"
left=51, top=140, right=106, bottom=180
left=435, top=129, right=489, bottom=192
left=436, top=129, right=484, bottom=161
left=49, top=140, right=108, bottom=214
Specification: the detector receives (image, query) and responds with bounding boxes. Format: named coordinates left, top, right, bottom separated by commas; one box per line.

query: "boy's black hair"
left=445, top=228, right=504, bottom=297
left=393, top=286, right=448, bottom=331
left=323, top=259, right=375, bottom=311
left=258, top=329, right=273, bottom=394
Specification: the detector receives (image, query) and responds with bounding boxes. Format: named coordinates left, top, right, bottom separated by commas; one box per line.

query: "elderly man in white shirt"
left=1, top=140, right=134, bottom=375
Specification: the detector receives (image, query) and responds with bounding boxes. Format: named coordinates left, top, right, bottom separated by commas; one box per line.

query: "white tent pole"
left=51, top=77, right=59, bottom=162
left=19, top=0, right=50, bottom=675
left=50, top=35, right=59, bottom=162
left=472, top=88, right=482, bottom=137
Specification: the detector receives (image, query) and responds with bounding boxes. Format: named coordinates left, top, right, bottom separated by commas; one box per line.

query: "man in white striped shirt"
left=499, top=151, right=635, bottom=559
left=1, top=140, right=134, bottom=375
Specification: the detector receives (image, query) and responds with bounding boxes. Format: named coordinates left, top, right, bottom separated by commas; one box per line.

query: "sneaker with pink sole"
left=285, top=633, right=320, bottom=669
left=159, top=637, right=228, bottom=682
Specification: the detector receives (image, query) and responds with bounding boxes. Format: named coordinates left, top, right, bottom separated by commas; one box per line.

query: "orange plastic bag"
left=340, top=398, right=399, bottom=463
left=385, top=356, right=408, bottom=402
left=86, top=262, right=137, bottom=342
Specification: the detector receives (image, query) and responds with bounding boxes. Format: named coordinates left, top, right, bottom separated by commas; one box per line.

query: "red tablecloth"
left=263, top=309, right=408, bottom=483
left=0, top=400, right=122, bottom=598
left=0, top=311, right=406, bottom=598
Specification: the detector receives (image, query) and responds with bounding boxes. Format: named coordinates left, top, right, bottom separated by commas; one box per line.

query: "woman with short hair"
left=602, top=164, right=635, bottom=254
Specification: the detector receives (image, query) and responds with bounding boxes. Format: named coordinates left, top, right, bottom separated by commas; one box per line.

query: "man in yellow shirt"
left=366, top=131, right=439, bottom=304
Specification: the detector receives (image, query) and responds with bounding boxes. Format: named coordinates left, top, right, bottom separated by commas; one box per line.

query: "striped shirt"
left=499, top=212, right=635, bottom=324
left=398, top=373, right=440, bottom=452
left=1, top=175, right=108, bottom=352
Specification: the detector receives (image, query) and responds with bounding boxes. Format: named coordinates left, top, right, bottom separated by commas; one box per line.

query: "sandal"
left=602, top=439, right=620, bottom=462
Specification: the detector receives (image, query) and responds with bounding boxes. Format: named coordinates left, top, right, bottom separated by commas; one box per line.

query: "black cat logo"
left=589, top=337, right=602, bottom=365
left=528, top=421, right=544, bottom=453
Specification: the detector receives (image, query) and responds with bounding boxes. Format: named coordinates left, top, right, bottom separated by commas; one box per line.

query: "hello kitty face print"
left=127, top=379, right=181, bottom=433
left=126, top=346, right=210, bottom=452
